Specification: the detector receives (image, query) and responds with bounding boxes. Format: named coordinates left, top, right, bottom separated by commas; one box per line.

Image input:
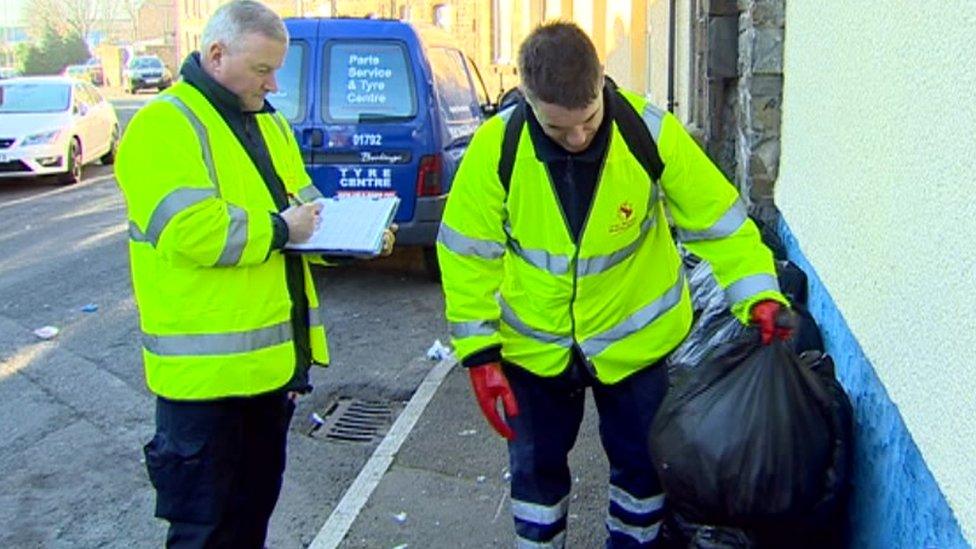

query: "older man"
left=115, top=1, right=326, bottom=546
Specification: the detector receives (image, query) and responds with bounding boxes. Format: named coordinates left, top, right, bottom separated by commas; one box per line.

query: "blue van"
left=272, top=18, right=495, bottom=276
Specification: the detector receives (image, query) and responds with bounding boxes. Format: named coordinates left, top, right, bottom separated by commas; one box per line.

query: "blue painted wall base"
left=777, top=217, right=968, bottom=548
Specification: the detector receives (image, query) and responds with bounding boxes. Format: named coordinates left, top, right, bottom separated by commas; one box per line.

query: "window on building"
left=543, top=0, right=561, bottom=20
left=492, top=0, right=513, bottom=64
left=432, top=4, right=452, bottom=30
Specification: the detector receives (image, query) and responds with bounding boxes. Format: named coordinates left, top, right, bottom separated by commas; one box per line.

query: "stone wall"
left=735, top=0, right=784, bottom=220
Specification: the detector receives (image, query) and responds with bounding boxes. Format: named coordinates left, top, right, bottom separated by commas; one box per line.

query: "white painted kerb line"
left=308, top=357, right=456, bottom=549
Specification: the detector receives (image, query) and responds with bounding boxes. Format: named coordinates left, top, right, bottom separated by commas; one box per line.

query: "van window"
left=427, top=47, right=478, bottom=123
left=269, top=41, right=306, bottom=121
left=324, top=41, right=416, bottom=122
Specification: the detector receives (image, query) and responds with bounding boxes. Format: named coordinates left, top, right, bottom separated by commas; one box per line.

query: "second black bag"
left=650, top=334, right=833, bottom=527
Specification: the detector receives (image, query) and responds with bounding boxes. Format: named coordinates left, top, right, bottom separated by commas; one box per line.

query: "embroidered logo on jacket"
left=609, top=201, right=638, bottom=234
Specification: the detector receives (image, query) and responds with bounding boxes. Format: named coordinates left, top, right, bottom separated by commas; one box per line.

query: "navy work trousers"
left=143, top=391, right=295, bottom=549
left=503, top=358, right=669, bottom=548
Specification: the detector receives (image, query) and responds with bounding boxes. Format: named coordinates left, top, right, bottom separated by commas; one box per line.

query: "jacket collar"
left=179, top=52, right=276, bottom=115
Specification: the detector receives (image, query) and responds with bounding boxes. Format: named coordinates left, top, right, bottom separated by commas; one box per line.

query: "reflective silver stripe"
left=296, top=183, right=324, bottom=203
left=577, top=191, right=660, bottom=277
left=579, top=274, right=686, bottom=357
left=309, top=305, right=324, bottom=327
left=129, top=221, right=149, bottom=243
left=512, top=495, right=569, bottom=526
left=641, top=102, right=666, bottom=142
left=516, top=532, right=566, bottom=549
left=605, top=515, right=662, bottom=543
left=156, top=94, right=219, bottom=189
left=609, top=485, right=664, bottom=515
left=438, top=223, right=505, bottom=260
left=508, top=237, right=571, bottom=275
left=499, top=296, right=573, bottom=348
left=135, top=187, right=216, bottom=245
left=215, top=205, right=248, bottom=266
left=676, top=200, right=748, bottom=242
left=143, top=321, right=292, bottom=356
left=725, top=273, right=780, bottom=305
left=450, top=320, right=499, bottom=338
left=499, top=103, right=518, bottom=122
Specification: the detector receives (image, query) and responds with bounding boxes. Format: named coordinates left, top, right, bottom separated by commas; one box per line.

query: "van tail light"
left=416, top=154, right=442, bottom=197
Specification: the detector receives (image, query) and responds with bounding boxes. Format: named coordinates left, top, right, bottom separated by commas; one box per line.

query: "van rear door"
left=311, top=38, right=430, bottom=225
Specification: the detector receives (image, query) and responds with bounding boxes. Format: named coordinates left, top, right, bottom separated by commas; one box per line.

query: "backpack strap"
left=607, top=83, right=665, bottom=183
left=497, top=101, right=526, bottom=194
left=496, top=84, right=665, bottom=194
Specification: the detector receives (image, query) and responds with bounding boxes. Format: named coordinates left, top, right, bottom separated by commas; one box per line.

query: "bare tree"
left=121, top=0, right=141, bottom=42
left=24, top=0, right=65, bottom=40
left=23, top=0, right=107, bottom=42
left=62, top=0, right=108, bottom=42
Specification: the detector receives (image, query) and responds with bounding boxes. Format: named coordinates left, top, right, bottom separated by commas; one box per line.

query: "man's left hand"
left=380, top=224, right=398, bottom=257
left=750, top=300, right=797, bottom=345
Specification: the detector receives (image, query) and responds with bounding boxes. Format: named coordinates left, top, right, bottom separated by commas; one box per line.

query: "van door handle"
left=303, top=128, right=324, bottom=148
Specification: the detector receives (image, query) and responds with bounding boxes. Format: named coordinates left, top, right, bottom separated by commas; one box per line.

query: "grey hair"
left=201, top=0, right=288, bottom=53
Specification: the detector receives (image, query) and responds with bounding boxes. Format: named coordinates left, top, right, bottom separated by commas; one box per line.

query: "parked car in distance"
left=62, top=64, right=91, bottom=81
left=85, top=58, right=104, bottom=86
left=123, top=55, right=172, bottom=94
left=274, top=17, right=496, bottom=278
left=0, top=76, right=119, bottom=184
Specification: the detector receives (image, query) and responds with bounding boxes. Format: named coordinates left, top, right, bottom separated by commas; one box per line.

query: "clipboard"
left=284, top=195, right=400, bottom=257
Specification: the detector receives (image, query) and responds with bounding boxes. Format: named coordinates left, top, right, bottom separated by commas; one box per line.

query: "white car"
left=0, top=76, right=119, bottom=184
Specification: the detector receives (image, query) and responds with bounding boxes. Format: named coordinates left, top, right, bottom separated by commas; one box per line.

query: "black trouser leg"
left=233, top=393, right=295, bottom=547
left=592, top=364, right=669, bottom=548
left=144, top=392, right=294, bottom=549
left=503, top=362, right=587, bottom=547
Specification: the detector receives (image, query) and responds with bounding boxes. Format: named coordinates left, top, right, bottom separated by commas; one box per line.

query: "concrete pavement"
left=311, top=357, right=615, bottom=548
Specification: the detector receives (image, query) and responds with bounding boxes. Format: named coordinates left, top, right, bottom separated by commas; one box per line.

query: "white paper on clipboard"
left=284, top=195, right=400, bottom=256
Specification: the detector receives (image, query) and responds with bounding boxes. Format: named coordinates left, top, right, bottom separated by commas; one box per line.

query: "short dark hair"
left=517, top=22, right=602, bottom=110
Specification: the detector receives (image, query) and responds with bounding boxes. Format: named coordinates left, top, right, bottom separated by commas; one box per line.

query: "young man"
left=116, top=1, right=330, bottom=546
left=437, top=22, right=792, bottom=548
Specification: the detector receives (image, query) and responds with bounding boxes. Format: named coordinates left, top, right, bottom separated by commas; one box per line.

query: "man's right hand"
left=468, top=362, right=519, bottom=440
left=280, top=203, right=322, bottom=244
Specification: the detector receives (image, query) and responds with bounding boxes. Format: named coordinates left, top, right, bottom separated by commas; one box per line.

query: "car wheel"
left=101, top=125, right=119, bottom=165
left=60, top=139, right=83, bottom=185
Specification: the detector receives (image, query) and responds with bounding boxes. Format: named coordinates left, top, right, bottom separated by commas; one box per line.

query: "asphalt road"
left=0, top=95, right=450, bottom=547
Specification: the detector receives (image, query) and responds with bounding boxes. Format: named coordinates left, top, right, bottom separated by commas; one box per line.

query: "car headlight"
left=22, top=130, right=61, bottom=146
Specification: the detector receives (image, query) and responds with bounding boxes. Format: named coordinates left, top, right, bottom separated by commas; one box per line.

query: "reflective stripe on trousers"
left=503, top=360, right=668, bottom=548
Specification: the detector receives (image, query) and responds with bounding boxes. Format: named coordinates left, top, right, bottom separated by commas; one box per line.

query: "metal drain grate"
left=319, top=398, right=392, bottom=443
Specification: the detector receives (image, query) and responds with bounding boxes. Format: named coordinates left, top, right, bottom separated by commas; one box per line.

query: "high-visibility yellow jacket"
left=437, top=88, right=786, bottom=383
left=115, top=81, right=329, bottom=400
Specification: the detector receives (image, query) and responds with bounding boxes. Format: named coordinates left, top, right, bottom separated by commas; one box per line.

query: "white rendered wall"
left=777, top=2, right=976, bottom=542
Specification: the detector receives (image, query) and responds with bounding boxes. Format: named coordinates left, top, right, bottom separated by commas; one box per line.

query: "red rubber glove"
left=750, top=300, right=796, bottom=345
left=468, top=362, right=519, bottom=440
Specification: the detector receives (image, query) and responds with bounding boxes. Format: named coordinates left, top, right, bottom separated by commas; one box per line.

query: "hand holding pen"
left=281, top=193, right=322, bottom=244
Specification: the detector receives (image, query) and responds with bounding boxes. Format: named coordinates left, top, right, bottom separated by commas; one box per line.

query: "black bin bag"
left=650, top=334, right=834, bottom=531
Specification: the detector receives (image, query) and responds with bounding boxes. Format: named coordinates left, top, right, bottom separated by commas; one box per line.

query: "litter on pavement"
left=425, top=339, right=452, bottom=361
left=305, top=412, right=325, bottom=436
left=32, top=326, right=60, bottom=340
